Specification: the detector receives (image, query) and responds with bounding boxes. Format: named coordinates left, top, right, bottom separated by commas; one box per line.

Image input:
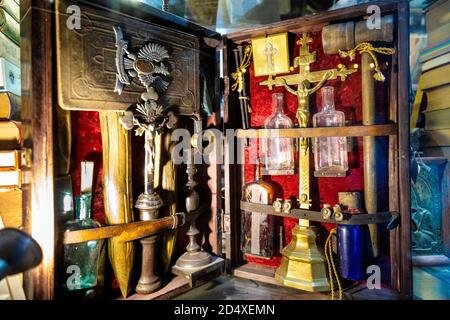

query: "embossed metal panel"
left=55, top=0, right=199, bottom=116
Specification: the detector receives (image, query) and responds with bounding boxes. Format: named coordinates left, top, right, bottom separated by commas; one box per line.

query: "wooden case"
left=20, top=0, right=411, bottom=299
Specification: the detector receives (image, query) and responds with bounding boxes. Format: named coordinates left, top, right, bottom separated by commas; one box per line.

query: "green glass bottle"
left=62, top=194, right=101, bottom=291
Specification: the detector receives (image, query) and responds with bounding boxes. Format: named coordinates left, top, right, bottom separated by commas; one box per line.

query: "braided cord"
left=339, top=42, right=395, bottom=82
left=325, top=228, right=342, bottom=300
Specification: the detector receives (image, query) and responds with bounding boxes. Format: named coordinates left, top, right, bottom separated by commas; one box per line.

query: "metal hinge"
left=21, top=148, right=32, bottom=168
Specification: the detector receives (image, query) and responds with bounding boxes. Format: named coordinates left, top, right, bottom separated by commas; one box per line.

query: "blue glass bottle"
left=337, top=224, right=368, bottom=281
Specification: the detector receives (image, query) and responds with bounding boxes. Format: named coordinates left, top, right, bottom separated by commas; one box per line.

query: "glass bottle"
left=62, top=194, right=102, bottom=291
left=313, top=86, right=348, bottom=177
left=264, top=93, right=295, bottom=175
left=241, top=162, right=276, bottom=258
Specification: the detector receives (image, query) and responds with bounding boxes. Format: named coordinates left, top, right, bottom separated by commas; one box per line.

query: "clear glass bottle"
left=241, top=162, right=276, bottom=258
left=313, top=86, right=348, bottom=177
left=62, top=194, right=102, bottom=291
left=264, top=93, right=295, bottom=175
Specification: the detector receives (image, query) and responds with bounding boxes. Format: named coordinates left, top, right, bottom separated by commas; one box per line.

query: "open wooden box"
left=20, top=0, right=411, bottom=299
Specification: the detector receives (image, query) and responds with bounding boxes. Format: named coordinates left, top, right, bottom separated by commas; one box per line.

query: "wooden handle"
left=63, top=216, right=180, bottom=245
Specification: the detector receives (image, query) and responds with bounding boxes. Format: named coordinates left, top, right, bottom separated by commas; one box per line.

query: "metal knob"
left=273, top=198, right=283, bottom=213
left=282, top=199, right=292, bottom=214
left=333, top=204, right=344, bottom=221
left=321, top=204, right=332, bottom=220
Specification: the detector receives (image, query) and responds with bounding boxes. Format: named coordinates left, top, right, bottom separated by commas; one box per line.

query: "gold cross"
left=261, top=33, right=356, bottom=90
left=260, top=32, right=357, bottom=211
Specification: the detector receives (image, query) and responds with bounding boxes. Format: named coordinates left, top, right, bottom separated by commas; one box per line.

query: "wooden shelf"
left=240, top=201, right=397, bottom=225
left=63, top=215, right=181, bottom=245
left=236, top=124, right=397, bottom=139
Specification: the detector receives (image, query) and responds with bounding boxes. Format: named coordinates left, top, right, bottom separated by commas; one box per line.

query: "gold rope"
left=324, top=228, right=342, bottom=300
left=339, top=42, right=395, bottom=82
left=231, top=45, right=252, bottom=92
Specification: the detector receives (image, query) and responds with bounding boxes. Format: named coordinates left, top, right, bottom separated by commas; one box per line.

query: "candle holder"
left=174, top=147, right=211, bottom=269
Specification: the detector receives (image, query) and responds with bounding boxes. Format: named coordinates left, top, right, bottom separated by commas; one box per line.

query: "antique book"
left=424, top=108, right=450, bottom=131
left=0, top=169, right=21, bottom=189
left=0, top=92, right=20, bottom=120
left=420, top=39, right=450, bottom=63
left=424, top=128, right=450, bottom=147
left=0, top=121, right=21, bottom=149
left=0, top=0, right=19, bottom=22
left=241, top=164, right=276, bottom=259
left=426, top=0, right=450, bottom=33
left=0, top=8, right=20, bottom=45
left=0, top=149, right=19, bottom=169
left=0, top=57, right=21, bottom=96
left=0, top=188, right=21, bottom=228
left=425, top=84, right=450, bottom=112
left=426, top=22, right=450, bottom=49
left=424, top=146, right=450, bottom=158
left=425, top=0, right=450, bottom=48
left=421, top=52, right=450, bottom=72
left=421, top=63, right=450, bottom=90
left=0, top=216, right=26, bottom=300
left=0, top=32, right=20, bottom=66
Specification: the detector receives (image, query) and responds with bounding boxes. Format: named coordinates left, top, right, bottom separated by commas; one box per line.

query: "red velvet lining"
left=70, top=111, right=105, bottom=224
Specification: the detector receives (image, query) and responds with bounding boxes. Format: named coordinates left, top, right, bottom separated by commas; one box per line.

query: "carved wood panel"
left=56, top=0, right=199, bottom=116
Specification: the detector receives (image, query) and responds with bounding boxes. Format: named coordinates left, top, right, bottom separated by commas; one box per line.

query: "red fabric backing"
left=70, top=111, right=105, bottom=224
left=245, top=31, right=366, bottom=266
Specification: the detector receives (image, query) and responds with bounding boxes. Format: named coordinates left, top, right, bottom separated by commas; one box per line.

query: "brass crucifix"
left=264, top=32, right=357, bottom=292
left=260, top=32, right=357, bottom=212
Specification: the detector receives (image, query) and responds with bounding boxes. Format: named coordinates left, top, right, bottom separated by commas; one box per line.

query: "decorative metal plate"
left=411, top=163, right=444, bottom=255
left=55, top=0, right=199, bottom=116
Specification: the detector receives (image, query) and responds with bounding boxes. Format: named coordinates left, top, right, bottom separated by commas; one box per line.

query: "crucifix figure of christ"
left=259, top=32, right=357, bottom=292
left=263, top=42, right=278, bottom=73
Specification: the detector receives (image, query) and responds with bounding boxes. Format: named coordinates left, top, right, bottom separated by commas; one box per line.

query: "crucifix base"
left=275, top=223, right=330, bottom=292
left=135, top=235, right=162, bottom=294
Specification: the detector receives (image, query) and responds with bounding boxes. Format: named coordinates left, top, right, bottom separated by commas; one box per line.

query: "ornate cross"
left=263, top=42, right=278, bottom=73
left=260, top=32, right=357, bottom=211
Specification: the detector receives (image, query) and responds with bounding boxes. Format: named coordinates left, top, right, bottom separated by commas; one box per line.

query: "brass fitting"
left=321, top=204, right=332, bottom=220
left=282, top=199, right=292, bottom=214
left=333, top=204, right=344, bottom=221
left=273, top=198, right=283, bottom=213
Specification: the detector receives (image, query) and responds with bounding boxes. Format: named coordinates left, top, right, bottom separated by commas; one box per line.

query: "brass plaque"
left=252, top=33, right=290, bottom=77
left=55, top=0, right=199, bottom=116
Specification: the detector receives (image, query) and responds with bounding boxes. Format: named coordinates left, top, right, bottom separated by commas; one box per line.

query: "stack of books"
left=0, top=0, right=22, bottom=229
left=419, top=0, right=450, bottom=158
